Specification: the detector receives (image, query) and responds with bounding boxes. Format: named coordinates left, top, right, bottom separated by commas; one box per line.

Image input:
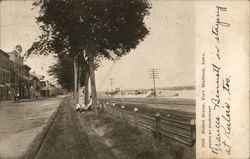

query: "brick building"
left=22, top=65, right=31, bottom=98
left=0, top=45, right=58, bottom=101
left=0, top=46, right=40, bottom=101
left=0, top=49, right=12, bottom=100
left=7, top=45, right=24, bottom=97
left=29, top=72, right=42, bottom=99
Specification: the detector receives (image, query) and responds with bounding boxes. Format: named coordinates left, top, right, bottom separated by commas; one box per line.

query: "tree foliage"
left=48, top=55, right=74, bottom=91
left=27, top=0, right=151, bottom=109
left=28, top=0, right=151, bottom=60
left=48, top=55, right=86, bottom=91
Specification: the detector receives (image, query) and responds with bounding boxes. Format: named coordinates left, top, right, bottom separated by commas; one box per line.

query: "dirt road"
left=0, top=96, right=63, bottom=159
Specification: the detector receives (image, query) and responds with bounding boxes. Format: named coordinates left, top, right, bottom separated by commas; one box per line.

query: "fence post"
left=190, top=119, right=196, bottom=146
left=134, top=107, right=138, bottom=127
left=106, top=102, right=110, bottom=114
left=155, top=112, right=161, bottom=142
left=112, top=103, right=115, bottom=117
left=97, top=101, right=100, bottom=112
left=121, top=105, right=125, bottom=119
left=101, top=103, right=104, bottom=113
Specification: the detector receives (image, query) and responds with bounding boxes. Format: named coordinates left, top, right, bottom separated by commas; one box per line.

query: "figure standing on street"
left=14, top=92, right=20, bottom=102
left=16, top=92, right=20, bottom=101
left=8, top=90, right=11, bottom=100
left=35, top=91, right=38, bottom=99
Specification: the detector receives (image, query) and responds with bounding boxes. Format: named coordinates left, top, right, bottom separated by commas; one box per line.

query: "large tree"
left=48, top=55, right=87, bottom=92
left=48, top=55, right=74, bottom=92
left=28, top=0, right=151, bottom=111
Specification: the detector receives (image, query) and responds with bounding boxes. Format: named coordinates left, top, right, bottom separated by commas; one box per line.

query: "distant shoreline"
left=98, top=85, right=195, bottom=93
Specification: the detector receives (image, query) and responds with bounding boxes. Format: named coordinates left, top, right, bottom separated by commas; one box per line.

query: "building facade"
left=0, top=45, right=59, bottom=101
left=22, top=65, right=31, bottom=98
left=0, top=50, right=12, bottom=100
left=29, top=72, right=41, bottom=99
left=8, top=45, right=24, bottom=97
left=0, top=46, right=42, bottom=101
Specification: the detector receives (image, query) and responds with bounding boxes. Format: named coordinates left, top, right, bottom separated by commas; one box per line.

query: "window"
left=0, top=55, right=2, bottom=68
left=3, top=71, right=5, bottom=83
left=0, top=70, right=2, bottom=83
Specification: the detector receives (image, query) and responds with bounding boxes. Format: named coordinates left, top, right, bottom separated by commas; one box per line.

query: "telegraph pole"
left=109, top=77, right=114, bottom=92
left=109, top=77, right=114, bottom=101
left=148, top=68, right=159, bottom=104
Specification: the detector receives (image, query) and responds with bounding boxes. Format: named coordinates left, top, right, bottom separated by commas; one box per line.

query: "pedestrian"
left=78, top=96, right=92, bottom=113
left=35, top=91, right=38, bottom=99
left=16, top=92, right=20, bottom=101
left=76, top=104, right=81, bottom=112
left=8, top=90, right=11, bottom=100
left=87, top=96, right=93, bottom=111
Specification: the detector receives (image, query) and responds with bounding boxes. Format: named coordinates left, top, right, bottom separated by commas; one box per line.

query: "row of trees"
left=27, top=0, right=151, bottom=111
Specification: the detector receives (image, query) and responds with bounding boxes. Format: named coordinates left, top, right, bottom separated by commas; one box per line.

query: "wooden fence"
left=98, top=102, right=196, bottom=147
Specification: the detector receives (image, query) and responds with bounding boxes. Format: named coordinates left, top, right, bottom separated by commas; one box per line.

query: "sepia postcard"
left=0, top=0, right=249, bottom=159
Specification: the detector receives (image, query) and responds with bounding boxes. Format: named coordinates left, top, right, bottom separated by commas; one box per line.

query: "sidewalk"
left=34, top=96, right=96, bottom=159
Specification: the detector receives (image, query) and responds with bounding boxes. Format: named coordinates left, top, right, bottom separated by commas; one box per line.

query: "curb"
left=21, top=98, right=64, bottom=159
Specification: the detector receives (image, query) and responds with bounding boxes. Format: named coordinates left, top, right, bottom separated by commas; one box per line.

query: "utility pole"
left=148, top=68, right=159, bottom=103
left=17, top=49, right=21, bottom=98
left=109, top=77, right=114, bottom=92
left=109, top=77, right=114, bottom=101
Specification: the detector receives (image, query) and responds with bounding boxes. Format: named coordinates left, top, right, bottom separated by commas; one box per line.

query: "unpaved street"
left=0, top=96, right=195, bottom=159
left=0, top=97, right=63, bottom=159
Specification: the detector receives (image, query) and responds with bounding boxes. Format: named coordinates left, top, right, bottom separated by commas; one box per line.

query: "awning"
left=4, top=83, right=11, bottom=87
left=0, top=83, right=11, bottom=88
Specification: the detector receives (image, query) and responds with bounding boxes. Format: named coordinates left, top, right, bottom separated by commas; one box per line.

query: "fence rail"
left=98, top=101, right=196, bottom=147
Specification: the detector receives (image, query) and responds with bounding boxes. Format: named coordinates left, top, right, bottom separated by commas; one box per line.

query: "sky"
left=0, top=0, right=56, bottom=82
left=0, top=0, right=195, bottom=91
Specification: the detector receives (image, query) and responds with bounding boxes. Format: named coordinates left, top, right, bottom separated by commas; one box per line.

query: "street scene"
left=0, top=0, right=195, bottom=159
left=0, top=97, right=63, bottom=158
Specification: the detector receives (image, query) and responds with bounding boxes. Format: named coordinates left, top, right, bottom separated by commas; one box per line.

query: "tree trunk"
left=84, top=70, right=89, bottom=106
left=88, top=52, right=97, bottom=112
left=74, top=58, right=78, bottom=102
left=77, top=64, right=81, bottom=104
